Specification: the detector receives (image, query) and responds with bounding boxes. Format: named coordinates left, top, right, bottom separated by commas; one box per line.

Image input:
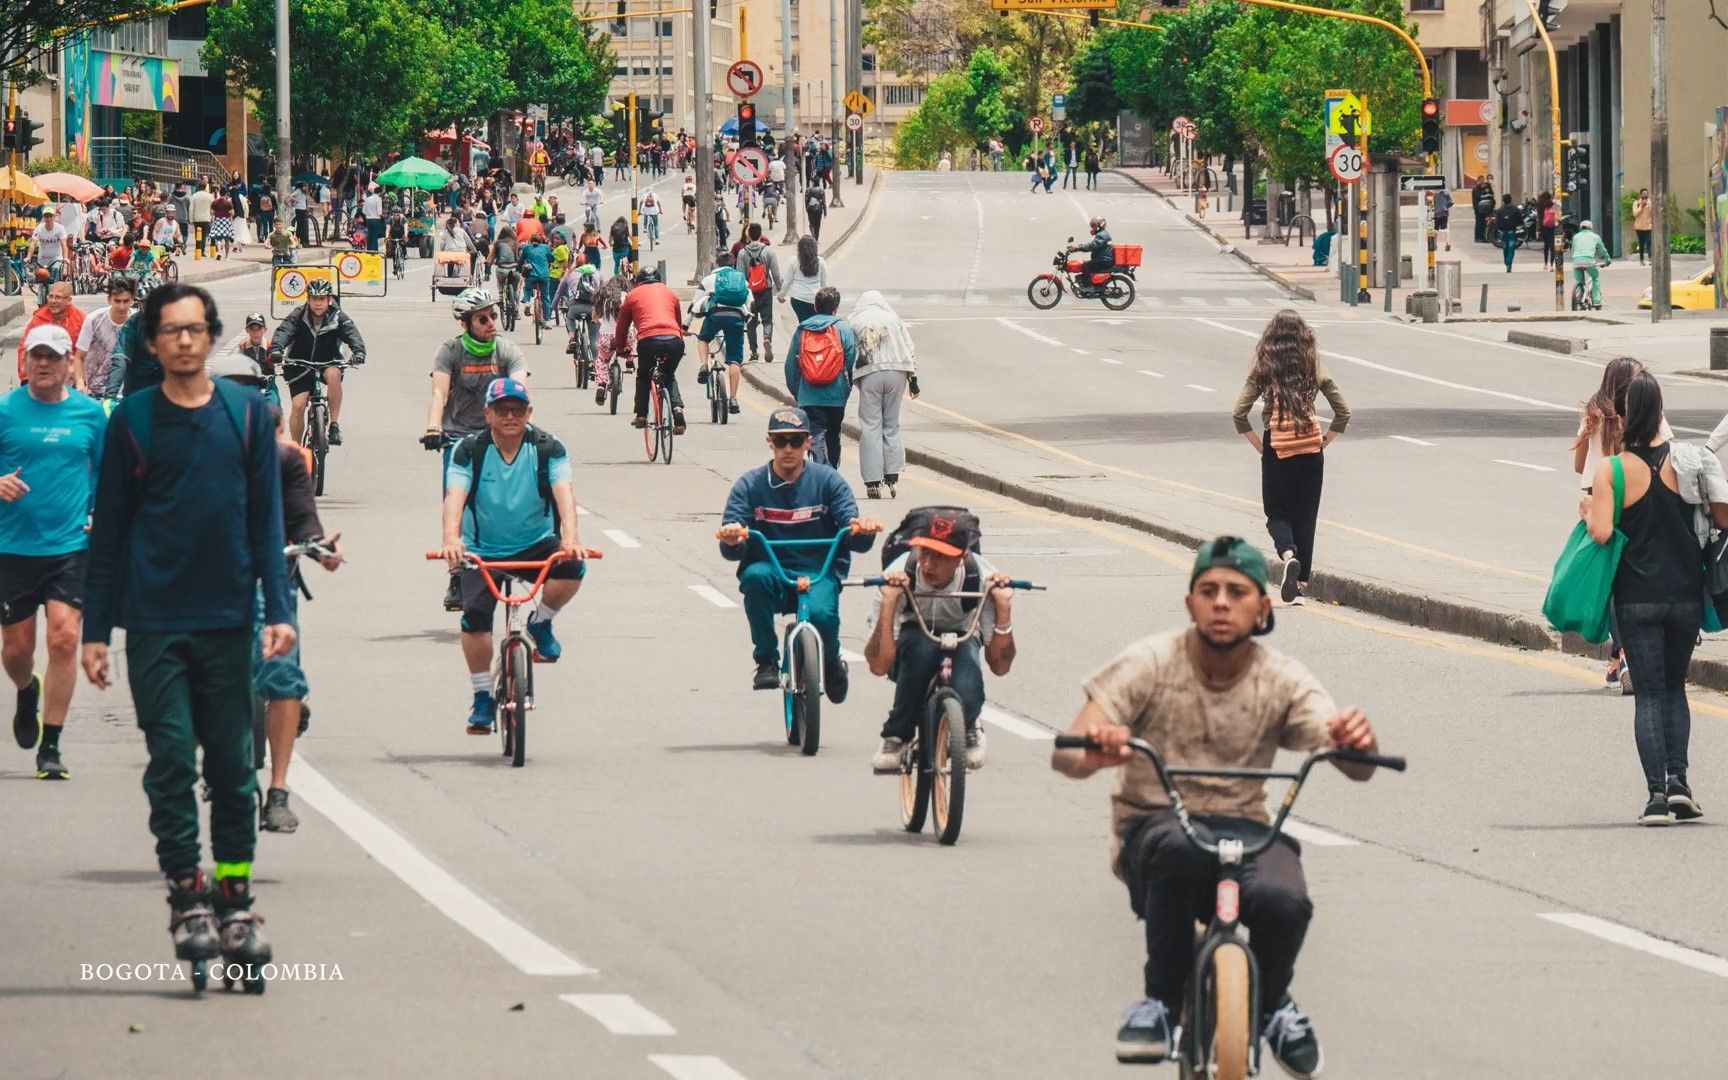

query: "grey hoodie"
left=847, top=290, right=917, bottom=378
left=738, top=239, right=784, bottom=293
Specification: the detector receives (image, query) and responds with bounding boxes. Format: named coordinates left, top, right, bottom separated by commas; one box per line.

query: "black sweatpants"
left=1121, top=811, right=1311, bottom=1013
left=1260, top=440, right=1324, bottom=583
left=804, top=404, right=845, bottom=467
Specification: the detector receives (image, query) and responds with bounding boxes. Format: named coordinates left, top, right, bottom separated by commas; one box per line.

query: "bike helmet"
left=306, top=279, right=335, bottom=298
left=1089, top=216, right=1107, bottom=233
left=1580, top=219, right=1594, bottom=230
left=208, top=354, right=268, bottom=386
left=245, top=311, right=268, bottom=328
left=634, top=266, right=660, bottom=285
left=452, top=286, right=498, bottom=319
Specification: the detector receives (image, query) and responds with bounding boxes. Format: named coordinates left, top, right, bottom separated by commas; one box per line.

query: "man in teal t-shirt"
left=439, top=378, right=586, bottom=733
left=0, top=324, right=107, bottom=779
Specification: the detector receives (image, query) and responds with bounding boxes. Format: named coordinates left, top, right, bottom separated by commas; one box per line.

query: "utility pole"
left=692, top=0, right=716, bottom=277
left=826, top=0, right=843, bottom=208
left=1649, top=0, right=1671, bottom=322
left=274, top=0, right=292, bottom=233
left=779, top=0, right=800, bottom=243
left=628, top=90, right=640, bottom=273
left=847, top=0, right=862, bottom=185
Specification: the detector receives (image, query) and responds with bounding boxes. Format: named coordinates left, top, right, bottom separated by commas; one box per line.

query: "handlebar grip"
left=1053, top=734, right=1096, bottom=751
left=856, top=576, right=889, bottom=587
left=424, top=552, right=446, bottom=560
left=1332, top=748, right=1407, bottom=772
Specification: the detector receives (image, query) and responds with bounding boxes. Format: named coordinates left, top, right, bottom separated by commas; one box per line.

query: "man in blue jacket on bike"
left=717, top=407, right=881, bottom=697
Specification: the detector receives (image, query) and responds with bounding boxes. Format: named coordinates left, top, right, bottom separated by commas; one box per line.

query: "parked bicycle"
left=281, top=359, right=346, bottom=496
left=1052, top=733, right=1404, bottom=1080
left=425, top=549, right=602, bottom=767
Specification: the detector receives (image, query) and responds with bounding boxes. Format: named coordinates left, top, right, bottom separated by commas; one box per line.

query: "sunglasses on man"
left=770, top=433, right=808, bottom=449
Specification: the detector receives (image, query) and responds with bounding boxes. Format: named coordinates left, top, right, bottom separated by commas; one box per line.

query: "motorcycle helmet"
left=452, top=287, right=498, bottom=320
left=1089, top=216, right=1107, bottom=234
left=306, top=279, right=335, bottom=298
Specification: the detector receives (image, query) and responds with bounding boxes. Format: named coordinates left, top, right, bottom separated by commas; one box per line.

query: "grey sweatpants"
left=855, top=368, right=909, bottom=484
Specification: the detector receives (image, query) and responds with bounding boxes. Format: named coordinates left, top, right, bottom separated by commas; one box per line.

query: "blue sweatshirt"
left=83, top=384, right=290, bottom=643
left=719, top=460, right=873, bottom=577
left=783, top=314, right=857, bottom=409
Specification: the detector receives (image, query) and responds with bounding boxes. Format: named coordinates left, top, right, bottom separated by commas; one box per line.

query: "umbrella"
left=718, top=116, right=772, bottom=138
left=376, top=156, right=452, bottom=191
left=292, top=171, right=327, bottom=187
left=0, top=167, right=47, bottom=206
left=32, top=172, right=103, bottom=203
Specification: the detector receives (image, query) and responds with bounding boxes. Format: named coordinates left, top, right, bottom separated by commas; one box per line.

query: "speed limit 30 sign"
left=1328, top=143, right=1365, bottom=184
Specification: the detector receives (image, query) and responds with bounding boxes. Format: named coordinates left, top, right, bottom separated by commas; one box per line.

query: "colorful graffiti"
left=93, top=52, right=180, bottom=113
left=64, top=35, right=91, bottom=163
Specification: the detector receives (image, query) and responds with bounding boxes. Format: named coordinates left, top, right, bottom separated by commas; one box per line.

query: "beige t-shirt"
left=1083, top=628, right=1334, bottom=864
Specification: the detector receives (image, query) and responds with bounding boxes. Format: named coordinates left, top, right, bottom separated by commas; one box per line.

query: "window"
left=613, top=65, right=629, bottom=76
left=861, top=51, right=876, bottom=73
left=657, top=19, right=673, bottom=37
left=1408, top=0, right=1443, bottom=10
left=883, top=84, right=922, bottom=106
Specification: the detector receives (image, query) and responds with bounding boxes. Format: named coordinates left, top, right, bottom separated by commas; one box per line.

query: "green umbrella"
left=376, top=156, right=452, bottom=190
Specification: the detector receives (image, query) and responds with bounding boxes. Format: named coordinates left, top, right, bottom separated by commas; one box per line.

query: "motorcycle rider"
left=1067, top=217, right=1115, bottom=281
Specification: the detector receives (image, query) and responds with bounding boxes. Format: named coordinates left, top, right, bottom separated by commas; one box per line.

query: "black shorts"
left=285, top=362, right=341, bottom=398
left=459, top=537, right=586, bottom=634
left=0, top=551, right=86, bottom=625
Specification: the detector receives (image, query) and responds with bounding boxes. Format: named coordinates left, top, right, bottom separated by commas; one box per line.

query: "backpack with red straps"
left=796, top=323, right=845, bottom=386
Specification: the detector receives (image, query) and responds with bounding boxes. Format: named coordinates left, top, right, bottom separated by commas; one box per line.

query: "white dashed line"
left=688, top=584, right=737, bottom=608
left=1071, top=347, right=1090, bottom=355
left=1281, top=820, right=1360, bottom=847
left=995, top=317, right=1064, bottom=347
left=1100, top=358, right=1123, bottom=365
left=1492, top=459, right=1555, bottom=473
left=603, top=528, right=642, bottom=548
left=1185, top=383, right=1216, bottom=393
left=1138, top=369, right=1164, bottom=378
left=291, top=760, right=593, bottom=976
left=1389, top=435, right=1435, bottom=447
left=981, top=705, right=1052, bottom=740
left=561, top=993, right=677, bottom=1035
left=1181, top=296, right=1209, bottom=306
left=1539, top=913, right=1728, bottom=980
left=649, top=1055, right=750, bottom=1080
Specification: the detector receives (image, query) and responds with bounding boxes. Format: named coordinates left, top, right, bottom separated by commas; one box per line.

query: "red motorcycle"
left=1026, top=238, right=1139, bottom=311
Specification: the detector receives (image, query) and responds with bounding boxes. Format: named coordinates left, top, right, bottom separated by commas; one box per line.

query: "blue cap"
left=486, top=377, right=530, bottom=406
left=767, top=406, right=809, bottom=433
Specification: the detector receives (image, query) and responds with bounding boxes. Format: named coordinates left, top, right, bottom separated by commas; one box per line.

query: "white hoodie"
left=847, top=290, right=917, bottom=378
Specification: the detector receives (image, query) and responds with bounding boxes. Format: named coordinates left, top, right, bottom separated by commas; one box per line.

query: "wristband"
left=992, top=624, right=1013, bottom=636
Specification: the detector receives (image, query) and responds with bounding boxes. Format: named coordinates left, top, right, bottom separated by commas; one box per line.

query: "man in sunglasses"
left=718, top=407, right=882, bottom=695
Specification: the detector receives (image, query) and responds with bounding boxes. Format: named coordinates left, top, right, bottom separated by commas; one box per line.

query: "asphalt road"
left=3, top=171, right=1727, bottom=1078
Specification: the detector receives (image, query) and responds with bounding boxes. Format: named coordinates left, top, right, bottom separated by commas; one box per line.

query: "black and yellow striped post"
left=1356, top=178, right=1370, bottom=303
left=627, top=91, right=640, bottom=276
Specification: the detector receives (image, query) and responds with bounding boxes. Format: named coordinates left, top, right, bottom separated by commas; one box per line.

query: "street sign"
left=1029, top=116, right=1044, bottom=134
left=1052, top=93, right=1065, bottom=123
left=1181, top=122, right=1197, bottom=139
left=1171, top=115, right=1190, bottom=134
left=1328, top=143, right=1365, bottom=185
left=730, top=145, right=770, bottom=186
left=726, top=60, right=764, bottom=99
left=845, top=113, right=863, bottom=132
left=843, top=90, right=873, bottom=116
left=1399, top=174, right=1448, bottom=191
left=1327, top=91, right=1371, bottom=142
left=989, top=0, right=1113, bottom=10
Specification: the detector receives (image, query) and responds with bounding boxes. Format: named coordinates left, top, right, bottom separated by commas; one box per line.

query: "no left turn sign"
left=730, top=146, right=770, bottom=186
left=726, top=60, right=763, bottom=99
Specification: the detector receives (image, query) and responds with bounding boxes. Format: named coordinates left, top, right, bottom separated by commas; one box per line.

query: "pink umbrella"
left=32, top=172, right=104, bottom=203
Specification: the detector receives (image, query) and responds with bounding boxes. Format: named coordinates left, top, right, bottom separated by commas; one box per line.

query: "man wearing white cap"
left=0, top=325, right=107, bottom=779
left=25, top=207, right=71, bottom=285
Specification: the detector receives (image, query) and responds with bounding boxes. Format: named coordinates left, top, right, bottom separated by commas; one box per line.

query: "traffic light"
left=0, top=115, right=15, bottom=150
left=1419, top=98, right=1441, bottom=155
left=737, top=101, right=757, bottom=148
left=1565, top=143, right=1590, bottom=186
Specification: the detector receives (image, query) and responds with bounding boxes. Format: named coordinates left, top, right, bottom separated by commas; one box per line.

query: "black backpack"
left=452, top=425, right=565, bottom=543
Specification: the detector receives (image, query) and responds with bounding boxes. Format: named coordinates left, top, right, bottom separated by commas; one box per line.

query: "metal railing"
left=88, top=137, right=232, bottom=187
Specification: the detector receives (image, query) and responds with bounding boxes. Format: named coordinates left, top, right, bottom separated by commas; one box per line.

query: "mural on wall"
left=93, top=52, right=180, bottom=113
left=64, top=34, right=91, bottom=162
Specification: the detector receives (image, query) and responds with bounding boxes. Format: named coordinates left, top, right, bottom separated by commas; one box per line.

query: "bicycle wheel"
left=609, top=362, right=621, bottom=415
left=164, top=259, right=179, bottom=283
left=506, top=639, right=529, bottom=768
left=1027, top=276, right=1062, bottom=309
left=306, top=404, right=329, bottom=497
left=1204, top=944, right=1253, bottom=1080
left=1101, top=275, right=1136, bottom=311
left=251, top=696, right=268, bottom=772
left=533, top=304, right=543, bottom=346
left=931, top=693, right=966, bottom=844
left=901, top=729, right=931, bottom=833
left=709, top=364, right=722, bottom=424
left=503, top=282, right=518, bottom=332
left=575, top=337, right=590, bottom=389
left=643, top=385, right=659, bottom=461
left=794, top=630, right=821, bottom=756
left=658, top=385, right=674, bottom=465
left=717, top=371, right=729, bottom=426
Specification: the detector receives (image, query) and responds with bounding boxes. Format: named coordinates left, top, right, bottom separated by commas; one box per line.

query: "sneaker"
left=825, top=657, right=849, bottom=704
left=526, top=617, right=561, bottom=662
left=1288, top=593, right=1306, bottom=607
left=327, top=422, right=343, bottom=446
left=466, top=691, right=497, bottom=734
left=1279, top=557, right=1302, bottom=603
left=260, top=788, right=299, bottom=833
left=595, top=387, right=606, bottom=406
left=727, top=401, right=740, bottom=415
left=752, top=659, right=780, bottom=691
left=34, top=745, right=67, bottom=780
left=1668, top=774, right=1703, bottom=821
left=624, top=360, right=635, bottom=374
left=886, top=482, right=897, bottom=499
left=963, top=726, right=987, bottom=769
left=13, top=673, right=41, bottom=749
left=872, top=736, right=906, bottom=773
left=1263, top=996, right=1323, bottom=1078
left=1621, top=663, right=1635, bottom=696
left=1114, top=997, right=1173, bottom=1064
left=1639, top=791, right=1675, bottom=826
left=1604, top=658, right=1623, bottom=693
left=443, top=576, right=463, bottom=612
left=672, top=409, right=687, bottom=435
left=865, top=482, right=881, bottom=499
left=631, top=415, right=648, bottom=429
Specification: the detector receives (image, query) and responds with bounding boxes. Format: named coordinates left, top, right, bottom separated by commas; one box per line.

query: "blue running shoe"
left=526, top=618, right=561, bottom=662
left=467, top=691, right=497, bottom=734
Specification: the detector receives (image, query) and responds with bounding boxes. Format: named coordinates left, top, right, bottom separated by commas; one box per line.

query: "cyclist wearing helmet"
left=268, top=279, right=366, bottom=446
left=239, top=312, right=277, bottom=406
left=1068, top=217, right=1115, bottom=280
left=424, top=288, right=530, bottom=610
left=615, top=265, right=688, bottom=435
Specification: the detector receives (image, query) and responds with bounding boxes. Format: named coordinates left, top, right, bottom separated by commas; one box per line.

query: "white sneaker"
left=871, top=737, right=905, bottom=773
left=1288, top=593, right=1306, bottom=607
left=964, top=726, right=986, bottom=770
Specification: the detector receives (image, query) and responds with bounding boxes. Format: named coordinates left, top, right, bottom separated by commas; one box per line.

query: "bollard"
left=1712, top=326, right=1728, bottom=371
left=1384, top=272, right=1396, bottom=312
left=1479, top=282, right=1489, bottom=313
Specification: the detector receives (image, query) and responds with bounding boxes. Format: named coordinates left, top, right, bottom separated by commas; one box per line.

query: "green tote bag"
left=1542, top=456, right=1625, bottom=644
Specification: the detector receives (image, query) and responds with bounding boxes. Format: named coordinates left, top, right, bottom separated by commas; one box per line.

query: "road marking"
left=1072, top=347, right=1090, bottom=355
left=1538, top=913, right=1728, bottom=980
left=577, top=504, right=592, bottom=515
left=1389, top=435, right=1435, bottom=447
left=1100, top=358, right=1123, bottom=366
left=1281, top=820, right=1360, bottom=847
left=649, top=1056, right=749, bottom=1080
left=688, top=584, right=737, bottom=608
left=290, top=760, right=594, bottom=976
left=996, top=317, right=1064, bottom=347
left=840, top=647, right=865, bottom=663
left=1226, top=297, right=1253, bottom=307
left=964, top=174, right=987, bottom=292
left=603, top=528, right=642, bottom=548
left=981, top=704, right=1052, bottom=740
left=1181, top=296, right=1209, bottom=306
left=561, top=994, right=677, bottom=1035
left=1493, top=459, right=1556, bottom=473
left=1185, top=383, right=1216, bottom=393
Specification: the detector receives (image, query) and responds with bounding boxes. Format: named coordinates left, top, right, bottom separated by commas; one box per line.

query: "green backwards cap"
left=1190, top=536, right=1270, bottom=594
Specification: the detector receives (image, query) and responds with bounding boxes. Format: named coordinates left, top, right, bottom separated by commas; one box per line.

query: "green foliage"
left=2, top=0, right=158, bottom=74
left=120, top=110, right=161, bottom=142
left=22, top=155, right=91, bottom=178
left=1672, top=234, right=1705, bottom=255
left=893, top=70, right=973, bottom=168
left=964, top=47, right=1014, bottom=145
left=1065, top=35, right=1119, bottom=127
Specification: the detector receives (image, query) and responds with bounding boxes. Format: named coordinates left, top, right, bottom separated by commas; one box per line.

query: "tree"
left=892, top=70, right=973, bottom=168
left=1065, top=36, right=1119, bottom=128
left=411, top=27, right=515, bottom=141
left=2, top=0, right=159, bottom=73
left=863, top=0, right=998, bottom=85
left=963, top=47, right=1014, bottom=147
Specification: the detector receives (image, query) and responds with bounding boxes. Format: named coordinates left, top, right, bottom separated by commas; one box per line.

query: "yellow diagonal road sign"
left=1328, top=91, right=1371, bottom=141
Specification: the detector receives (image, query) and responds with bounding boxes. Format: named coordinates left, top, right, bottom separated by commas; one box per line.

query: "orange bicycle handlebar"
left=425, top=549, right=605, bottom=606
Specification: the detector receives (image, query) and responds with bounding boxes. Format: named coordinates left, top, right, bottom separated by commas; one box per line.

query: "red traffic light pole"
left=1420, top=97, right=1440, bottom=289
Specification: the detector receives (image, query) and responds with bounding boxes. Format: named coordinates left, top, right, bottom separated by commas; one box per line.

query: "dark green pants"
left=126, top=629, right=256, bottom=876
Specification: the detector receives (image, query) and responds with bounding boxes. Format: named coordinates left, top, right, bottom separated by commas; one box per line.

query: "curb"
left=1112, top=169, right=1317, bottom=303
left=1676, top=368, right=1728, bottom=383
left=819, top=169, right=884, bottom=259
left=738, top=365, right=1728, bottom=692
left=1507, top=329, right=1589, bottom=354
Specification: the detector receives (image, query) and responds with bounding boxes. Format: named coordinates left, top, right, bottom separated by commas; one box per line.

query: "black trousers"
left=804, top=404, right=845, bottom=467
left=1260, top=440, right=1324, bottom=582
left=634, top=334, right=685, bottom=418
left=1121, top=811, right=1311, bottom=1013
